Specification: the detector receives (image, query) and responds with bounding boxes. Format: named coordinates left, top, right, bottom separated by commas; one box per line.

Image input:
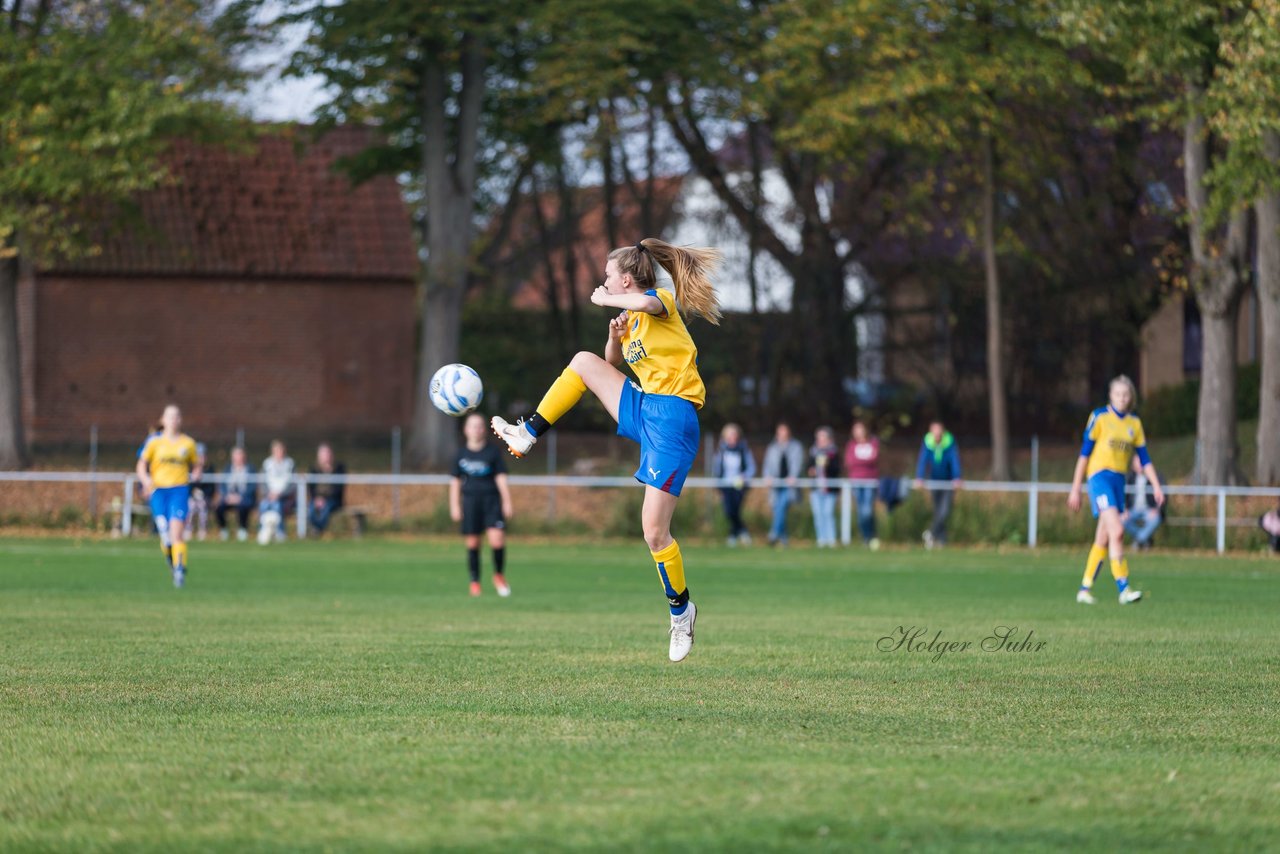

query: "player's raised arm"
left=605, top=311, right=627, bottom=366
left=591, top=285, right=663, bottom=315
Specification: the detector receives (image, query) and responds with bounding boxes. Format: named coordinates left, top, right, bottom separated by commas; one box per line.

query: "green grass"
left=2, top=538, right=1278, bottom=852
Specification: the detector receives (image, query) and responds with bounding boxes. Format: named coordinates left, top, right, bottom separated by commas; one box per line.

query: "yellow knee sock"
left=1080, top=543, right=1107, bottom=589
left=1110, top=556, right=1129, bottom=591
left=534, top=368, right=587, bottom=426
left=651, top=540, right=690, bottom=615
left=172, top=541, right=188, bottom=569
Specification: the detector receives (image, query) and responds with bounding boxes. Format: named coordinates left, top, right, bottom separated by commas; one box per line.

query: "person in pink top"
left=843, top=421, right=881, bottom=550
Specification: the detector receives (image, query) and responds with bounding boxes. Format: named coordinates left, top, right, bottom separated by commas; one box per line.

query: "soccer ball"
left=430, top=363, right=484, bottom=416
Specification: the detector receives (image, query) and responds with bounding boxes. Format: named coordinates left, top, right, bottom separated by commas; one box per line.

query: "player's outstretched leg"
left=492, top=354, right=625, bottom=458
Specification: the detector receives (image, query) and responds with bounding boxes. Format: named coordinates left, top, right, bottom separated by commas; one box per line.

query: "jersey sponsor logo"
left=458, top=458, right=493, bottom=477
left=625, top=340, right=648, bottom=364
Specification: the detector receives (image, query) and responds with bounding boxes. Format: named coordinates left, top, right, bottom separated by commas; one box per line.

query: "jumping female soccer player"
left=136, top=405, right=201, bottom=588
left=491, top=238, right=720, bottom=661
left=450, top=412, right=514, bottom=598
left=1067, top=375, right=1163, bottom=605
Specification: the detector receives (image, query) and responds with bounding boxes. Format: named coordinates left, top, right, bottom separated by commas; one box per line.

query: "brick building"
left=18, top=126, right=418, bottom=444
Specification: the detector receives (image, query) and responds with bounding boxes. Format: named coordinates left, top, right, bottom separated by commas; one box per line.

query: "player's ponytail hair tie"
left=634, top=241, right=647, bottom=253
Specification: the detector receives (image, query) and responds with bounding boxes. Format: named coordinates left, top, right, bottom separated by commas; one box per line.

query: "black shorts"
left=461, top=492, right=504, bottom=535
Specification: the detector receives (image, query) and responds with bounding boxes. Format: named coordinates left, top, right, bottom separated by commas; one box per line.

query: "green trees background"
left=2, top=0, right=1278, bottom=482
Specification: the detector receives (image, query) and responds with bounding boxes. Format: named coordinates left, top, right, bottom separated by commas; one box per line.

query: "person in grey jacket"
left=762, top=422, right=805, bottom=547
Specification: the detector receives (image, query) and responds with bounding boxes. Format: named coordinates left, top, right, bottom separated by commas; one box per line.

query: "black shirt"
left=453, top=444, right=507, bottom=497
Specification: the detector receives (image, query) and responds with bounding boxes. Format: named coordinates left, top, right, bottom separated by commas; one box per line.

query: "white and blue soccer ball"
left=429, top=363, right=484, bottom=416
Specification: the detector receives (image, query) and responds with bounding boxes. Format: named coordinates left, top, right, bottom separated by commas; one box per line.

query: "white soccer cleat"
left=1076, top=589, right=1096, bottom=605
left=668, top=601, right=697, bottom=662
left=493, top=574, right=511, bottom=597
left=491, top=416, right=535, bottom=458
left=1119, top=588, right=1143, bottom=604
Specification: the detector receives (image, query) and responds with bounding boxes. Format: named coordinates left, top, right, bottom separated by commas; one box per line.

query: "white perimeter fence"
left=2, top=471, right=1279, bottom=554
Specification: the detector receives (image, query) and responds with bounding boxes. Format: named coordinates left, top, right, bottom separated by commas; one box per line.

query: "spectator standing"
left=712, top=423, right=756, bottom=546
left=762, top=422, right=805, bottom=547
left=914, top=421, right=962, bottom=548
left=844, top=421, right=881, bottom=550
left=307, top=443, right=347, bottom=535
left=808, top=426, right=841, bottom=548
left=258, top=440, right=295, bottom=545
left=215, top=446, right=256, bottom=541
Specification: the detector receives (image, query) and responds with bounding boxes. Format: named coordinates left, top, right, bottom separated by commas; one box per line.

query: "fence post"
left=1027, top=485, right=1038, bottom=548
left=1217, top=489, right=1226, bottom=554
left=89, top=424, right=99, bottom=521
left=391, top=426, right=401, bottom=523
left=547, top=431, right=558, bottom=526
left=296, top=477, right=307, bottom=539
left=840, top=482, right=853, bottom=546
left=122, top=476, right=134, bottom=536
left=236, top=426, right=245, bottom=449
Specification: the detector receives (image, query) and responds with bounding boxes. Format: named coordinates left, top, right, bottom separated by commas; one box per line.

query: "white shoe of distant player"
left=669, top=601, right=697, bottom=662
left=922, top=530, right=935, bottom=550
left=1119, top=588, right=1143, bottom=605
left=1076, top=589, right=1096, bottom=605
left=491, top=416, right=535, bottom=458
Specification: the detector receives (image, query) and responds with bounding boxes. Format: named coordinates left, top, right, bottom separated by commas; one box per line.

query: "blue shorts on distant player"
left=1087, top=471, right=1125, bottom=518
left=150, top=485, right=190, bottom=524
left=616, top=380, right=700, bottom=497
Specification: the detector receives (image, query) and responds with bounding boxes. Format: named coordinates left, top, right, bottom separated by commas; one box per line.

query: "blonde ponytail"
left=608, top=238, right=723, bottom=325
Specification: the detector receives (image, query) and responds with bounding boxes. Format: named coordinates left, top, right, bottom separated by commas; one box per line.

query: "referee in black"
left=450, top=412, right=515, bottom=597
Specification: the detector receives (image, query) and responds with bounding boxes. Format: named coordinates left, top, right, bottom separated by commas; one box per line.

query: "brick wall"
left=27, top=276, right=415, bottom=442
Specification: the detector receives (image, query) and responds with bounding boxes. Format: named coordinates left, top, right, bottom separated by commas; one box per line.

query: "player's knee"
left=643, top=526, right=672, bottom=552
left=569, top=351, right=601, bottom=374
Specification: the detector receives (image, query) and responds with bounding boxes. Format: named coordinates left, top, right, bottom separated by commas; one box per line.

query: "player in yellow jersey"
left=1067, top=375, right=1163, bottom=605
left=491, top=238, right=721, bottom=662
left=136, top=405, right=202, bottom=588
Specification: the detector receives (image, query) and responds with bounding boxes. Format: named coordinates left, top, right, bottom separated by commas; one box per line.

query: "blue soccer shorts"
left=150, top=484, right=191, bottom=525
left=616, top=380, right=700, bottom=497
left=1087, top=471, right=1125, bottom=518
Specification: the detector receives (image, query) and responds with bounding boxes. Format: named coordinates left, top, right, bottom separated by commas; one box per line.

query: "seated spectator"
left=807, top=426, right=840, bottom=548
left=1123, top=464, right=1165, bottom=550
left=215, top=446, right=257, bottom=541
left=307, top=442, right=347, bottom=535
left=257, top=440, right=295, bottom=545
left=186, top=443, right=215, bottom=542
left=712, top=423, right=756, bottom=546
left=1258, top=501, right=1280, bottom=553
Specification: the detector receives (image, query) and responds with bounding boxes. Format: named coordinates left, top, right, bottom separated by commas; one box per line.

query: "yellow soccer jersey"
left=1081, top=407, right=1149, bottom=478
left=620, top=287, right=705, bottom=408
left=141, top=433, right=198, bottom=488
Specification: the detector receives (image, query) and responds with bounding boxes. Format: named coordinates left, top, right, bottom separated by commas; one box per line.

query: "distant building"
left=18, top=126, right=417, bottom=443
left=1139, top=289, right=1259, bottom=393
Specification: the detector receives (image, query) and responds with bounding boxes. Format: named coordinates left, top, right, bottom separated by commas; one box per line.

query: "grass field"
left=2, top=538, right=1278, bottom=852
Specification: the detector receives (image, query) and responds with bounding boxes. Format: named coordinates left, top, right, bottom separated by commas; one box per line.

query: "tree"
left=1055, top=0, right=1259, bottom=485
left=282, top=1, right=545, bottom=469
left=535, top=0, right=886, bottom=427
left=1213, top=1, right=1280, bottom=484
left=0, top=0, right=250, bottom=469
left=766, top=0, right=1095, bottom=479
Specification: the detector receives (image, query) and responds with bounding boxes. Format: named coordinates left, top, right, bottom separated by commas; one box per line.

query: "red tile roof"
left=44, top=126, right=417, bottom=281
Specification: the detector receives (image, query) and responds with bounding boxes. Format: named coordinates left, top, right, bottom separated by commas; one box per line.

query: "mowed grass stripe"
left=1, top=539, right=1277, bottom=852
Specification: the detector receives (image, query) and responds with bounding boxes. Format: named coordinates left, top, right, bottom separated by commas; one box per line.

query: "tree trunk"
left=0, top=254, right=28, bottom=469
left=406, top=44, right=486, bottom=470
left=1184, top=97, right=1249, bottom=485
left=981, top=133, right=1010, bottom=480
left=1255, top=130, right=1280, bottom=485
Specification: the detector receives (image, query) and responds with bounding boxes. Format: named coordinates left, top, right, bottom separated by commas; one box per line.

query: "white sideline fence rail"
left=1, top=471, right=1278, bottom=554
